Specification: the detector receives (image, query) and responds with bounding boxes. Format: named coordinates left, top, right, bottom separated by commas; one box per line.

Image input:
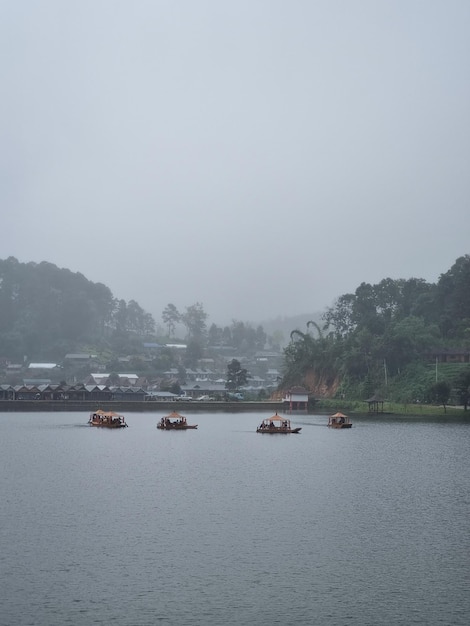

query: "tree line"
left=0, top=257, right=156, bottom=360
left=0, top=257, right=271, bottom=362
left=4, top=253, right=468, bottom=407
left=162, top=302, right=269, bottom=351
left=282, top=255, right=470, bottom=407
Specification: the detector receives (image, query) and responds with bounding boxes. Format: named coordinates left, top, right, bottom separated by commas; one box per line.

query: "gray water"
left=1, top=411, right=469, bottom=626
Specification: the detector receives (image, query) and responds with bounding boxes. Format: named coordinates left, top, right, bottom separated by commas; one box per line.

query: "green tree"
left=231, top=321, right=247, bottom=350
left=255, top=325, right=267, bottom=351
left=182, top=303, right=207, bottom=339
left=269, top=329, right=284, bottom=351
left=113, top=299, right=128, bottom=334
left=184, top=338, right=204, bottom=366
left=0, top=256, right=157, bottom=360
left=323, top=293, right=356, bottom=337
left=208, top=323, right=223, bottom=346
left=222, top=326, right=232, bottom=346
left=108, top=372, right=121, bottom=386
left=429, top=380, right=452, bottom=413
left=454, top=367, right=470, bottom=410
left=225, top=359, right=248, bottom=392
left=282, top=321, right=340, bottom=388
left=126, top=300, right=148, bottom=335
left=396, top=278, right=434, bottom=319
left=230, top=321, right=267, bottom=354
left=380, top=316, right=441, bottom=375
left=435, top=255, right=470, bottom=338
left=162, top=303, right=181, bottom=337
left=151, top=349, right=175, bottom=373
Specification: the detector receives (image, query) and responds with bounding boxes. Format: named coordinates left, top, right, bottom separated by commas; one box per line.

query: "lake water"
left=1, top=410, right=469, bottom=626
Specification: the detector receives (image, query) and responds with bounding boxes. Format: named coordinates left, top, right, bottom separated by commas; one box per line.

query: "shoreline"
left=0, top=400, right=286, bottom=413
left=0, top=399, right=467, bottom=418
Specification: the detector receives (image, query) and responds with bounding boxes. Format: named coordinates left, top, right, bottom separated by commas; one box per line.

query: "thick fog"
left=1, top=1, right=469, bottom=325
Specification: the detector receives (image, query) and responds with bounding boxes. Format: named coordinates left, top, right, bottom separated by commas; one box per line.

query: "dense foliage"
left=0, top=257, right=155, bottom=360
left=282, top=256, right=470, bottom=405
left=3, top=254, right=469, bottom=408
left=225, top=359, right=249, bottom=392
left=161, top=303, right=268, bottom=353
left=0, top=258, right=272, bottom=370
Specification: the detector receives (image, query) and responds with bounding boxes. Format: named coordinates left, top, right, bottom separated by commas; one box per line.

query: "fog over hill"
left=2, top=2, right=468, bottom=323
left=258, top=313, right=324, bottom=347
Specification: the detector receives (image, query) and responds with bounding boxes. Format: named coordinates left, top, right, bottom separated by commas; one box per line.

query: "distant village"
left=0, top=342, right=287, bottom=403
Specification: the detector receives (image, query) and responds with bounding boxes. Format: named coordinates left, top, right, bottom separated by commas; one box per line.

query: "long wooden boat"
left=257, top=413, right=301, bottom=434
left=88, top=409, right=128, bottom=428
left=328, top=412, right=352, bottom=429
left=157, top=411, right=198, bottom=430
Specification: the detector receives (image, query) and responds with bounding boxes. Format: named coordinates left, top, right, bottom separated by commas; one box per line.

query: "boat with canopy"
left=157, top=411, right=198, bottom=430
left=88, top=409, right=128, bottom=428
left=328, top=412, right=352, bottom=429
left=256, top=413, right=301, bottom=434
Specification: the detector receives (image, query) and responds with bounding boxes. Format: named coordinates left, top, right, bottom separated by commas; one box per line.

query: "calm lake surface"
left=1, top=410, right=469, bottom=626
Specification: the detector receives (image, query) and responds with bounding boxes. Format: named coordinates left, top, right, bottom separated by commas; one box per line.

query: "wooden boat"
left=88, top=409, right=128, bottom=428
left=157, top=411, right=198, bottom=430
left=328, top=412, right=352, bottom=429
left=257, top=413, right=301, bottom=434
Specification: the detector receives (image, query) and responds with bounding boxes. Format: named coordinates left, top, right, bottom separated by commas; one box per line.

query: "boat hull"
left=89, top=420, right=127, bottom=428
left=157, top=424, right=198, bottom=430
left=256, top=427, right=301, bottom=434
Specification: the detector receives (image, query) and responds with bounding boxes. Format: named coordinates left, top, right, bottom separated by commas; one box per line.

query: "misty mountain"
left=0, top=257, right=155, bottom=361
left=0, top=256, right=311, bottom=361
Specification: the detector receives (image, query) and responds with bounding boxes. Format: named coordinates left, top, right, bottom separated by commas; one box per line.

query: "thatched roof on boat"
left=92, top=409, right=124, bottom=418
left=263, top=413, right=289, bottom=422
left=163, top=410, right=186, bottom=420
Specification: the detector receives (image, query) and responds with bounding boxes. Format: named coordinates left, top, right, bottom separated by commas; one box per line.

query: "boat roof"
left=164, top=411, right=186, bottom=419
left=330, top=412, right=348, bottom=418
left=262, top=414, right=290, bottom=422
left=92, top=409, right=125, bottom=418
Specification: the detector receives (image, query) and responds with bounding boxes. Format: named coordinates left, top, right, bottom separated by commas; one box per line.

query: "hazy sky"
left=2, top=1, right=469, bottom=326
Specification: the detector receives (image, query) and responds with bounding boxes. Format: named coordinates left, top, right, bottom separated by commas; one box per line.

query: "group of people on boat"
left=258, top=420, right=290, bottom=431
left=88, top=411, right=128, bottom=428
left=327, top=412, right=352, bottom=428
left=159, top=416, right=187, bottom=428
left=89, top=409, right=349, bottom=433
left=332, top=416, right=346, bottom=425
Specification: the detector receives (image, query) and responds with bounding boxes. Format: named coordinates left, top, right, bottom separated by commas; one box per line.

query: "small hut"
left=365, top=394, right=385, bottom=413
left=283, top=386, right=309, bottom=413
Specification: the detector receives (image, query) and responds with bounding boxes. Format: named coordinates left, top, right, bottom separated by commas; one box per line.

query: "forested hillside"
left=2, top=254, right=470, bottom=407
left=282, top=255, right=470, bottom=406
left=0, top=257, right=290, bottom=367
left=0, top=257, right=155, bottom=360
